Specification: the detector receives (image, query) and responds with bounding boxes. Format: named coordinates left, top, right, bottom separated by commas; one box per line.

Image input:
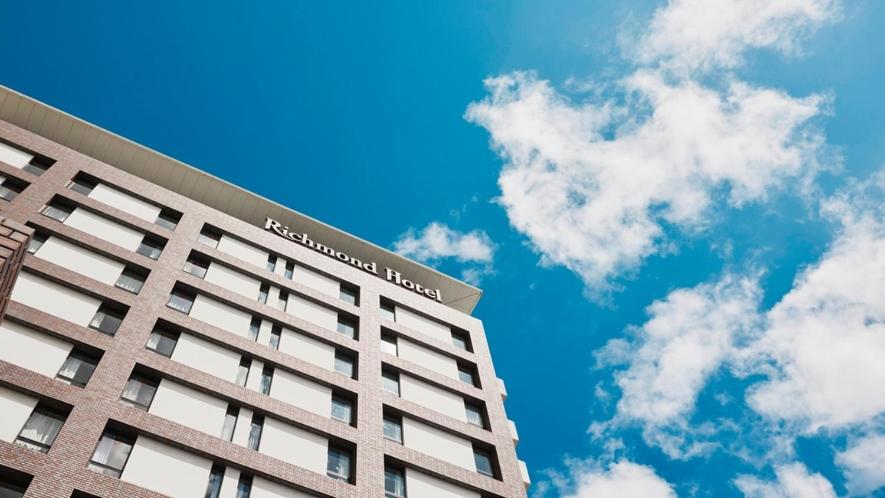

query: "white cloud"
left=734, top=463, right=836, bottom=498
left=596, top=274, right=760, bottom=458
left=466, top=69, right=828, bottom=296
left=836, top=434, right=885, bottom=496
left=635, top=0, right=841, bottom=73
left=548, top=460, right=678, bottom=498
left=392, top=222, right=495, bottom=285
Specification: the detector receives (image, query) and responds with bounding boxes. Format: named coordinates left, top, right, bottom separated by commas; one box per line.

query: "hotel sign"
left=264, top=218, right=443, bottom=303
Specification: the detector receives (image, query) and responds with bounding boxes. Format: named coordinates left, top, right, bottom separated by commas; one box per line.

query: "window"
left=380, top=302, right=396, bottom=322
left=266, top=254, right=277, bottom=272
left=89, top=305, right=124, bottom=336
left=326, top=446, right=352, bottom=482
left=276, top=291, right=288, bottom=311
left=221, top=406, right=239, bottom=442
left=334, top=352, right=354, bottom=378
left=248, top=317, right=261, bottom=341
left=136, top=236, right=164, bottom=260
left=56, top=350, right=98, bottom=387
left=184, top=255, right=210, bottom=278
left=383, top=415, right=402, bottom=443
left=257, top=284, right=269, bottom=304
left=155, top=209, right=179, bottom=231
left=115, top=268, right=146, bottom=294
left=269, top=325, right=281, bottom=350
left=22, top=156, right=52, bottom=176
left=331, top=396, right=352, bottom=424
left=284, top=261, right=294, bottom=279
left=465, top=402, right=485, bottom=429
left=68, top=176, right=97, bottom=196
left=205, top=463, right=225, bottom=498
left=339, top=285, right=358, bottom=306
left=40, top=202, right=72, bottom=222
left=452, top=330, right=471, bottom=351
left=15, top=406, right=66, bottom=453
left=27, top=232, right=48, bottom=254
left=259, top=366, right=273, bottom=395
left=0, top=178, right=25, bottom=201
left=88, top=431, right=135, bottom=478
left=381, top=334, right=398, bottom=356
left=236, top=358, right=251, bottom=387
left=247, top=415, right=263, bottom=451
left=199, top=227, right=221, bottom=248
left=458, top=365, right=477, bottom=387
left=146, top=328, right=179, bottom=357
left=236, top=474, right=253, bottom=498
left=0, top=466, right=31, bottom=498
left=121, top=375, right=159, bottom=410
left=337, top=316, right=356, bottom=339
left=385, top=466, right=406, bottom=498
left=167, top=289, right=195, bottom=313
left=473, top=448, right=495, bottom=477
left=382, top=370, right=400, bottom=395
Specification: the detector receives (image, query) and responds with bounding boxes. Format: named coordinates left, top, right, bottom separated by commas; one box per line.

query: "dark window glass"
left=88, top=431, right=135, bottom=478
left=155, top=210, right=179, bottom=230
left=199, top=228, right=221, bottom=248
left=452, top=331, right=470, bottom=351
left=204, top=463, right=225, bottom=498
left=379, top=302, right=396, bottom=321
left=474, top=448, right=494, bottom=477
left=167, top=290, right=195, bottom=313
left=40, top=203, right=72, bottom=222
left=339, top=285, right=358, bottom=306
left=56, top=351, right=98, bottom=387
left=0, top=469, right=31, bottom=498
left=248, top=317, right=261, bottom=341
left=0, top=180, right=23, bottom=201
left=380, top=334, right=398, bottom=356
left=23, top=158, right=51, bottom=176
left=465, top=403, right=485, bottom=428
left=326, top=446, right=352, bottom=482
left=121, top=375, right=158, bottom=409
left=221, top=406, right=239, bottom=442
left=382, top=370, right=400, bottom=395
left=284, top=261, right=294, bottom=279
left=384, top=466, right=406, bottom=498
left=383, top=416, right=402, bottom=443
left=27, top=233, right=49, bottom=254
left=68, top=177, right=97, bottom=195
left=331, top=396, right=352, bottom=424
left=266, top=255, right=276, bottom=272
left=146, top=329, right=178, bottom=357
left=115, top=269, right=145, bottom=294
left=247, top=415, right=263, bottom=450
left=458, top=366, right=477, bottom=386
left=184, top=255, right=210, bottom=278
left=236, top=474, right=253, bottom=498
left=89, top=305, right=124, bottom=336
left=337, top=316, right=356, bottom=339
left=259, top=366, right=273, bottom=395
left=276, top=291, right=288, bottom=311
left=257, top=284, right=269, bottom=304
left=15, top=407, right=66, bottom=453
left=334, top=352, right=354, bottom=378
left=136, top=237, right=164, bottom=260
left=236, top=358, right=251, bottom=387
left=269, top=325, right=281, bottom=350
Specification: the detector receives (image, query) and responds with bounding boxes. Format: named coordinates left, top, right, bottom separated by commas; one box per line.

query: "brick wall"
left=0, top=217, right=32, bottom=322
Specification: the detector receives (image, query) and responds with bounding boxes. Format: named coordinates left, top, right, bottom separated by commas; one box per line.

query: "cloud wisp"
left=392, top=222, right=496, bottom=285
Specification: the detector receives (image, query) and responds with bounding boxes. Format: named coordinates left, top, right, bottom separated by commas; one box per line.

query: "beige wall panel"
left=149, top=379, right=229, bottom=437
left=121, top=436, right=213, bottom=498
left=35, top=236, right=125, bottom=285
left=204, top=262, right=261, bottom=299
left=402, top=417, right=475, bottom=470
left=11, top=272, right=101, bottom=327
left=396, top=306, right=451, bottom=343
left=217, top=234, right=268, bottom=268
left=0, top=385, right=37, bottom=443
left=400, top=374, right=467, bottom=422
left=259, top=417, right=328, bottom=475
left=405, top=468, right=481, bottom=498
left=190, top=294, right=252, bottom=338
left=65, top=208, right=144, bottom=251
left=269, top=369, right=332, bottom=417
left=398, top=338, right=459, bottom=379
left=286, top=294, right=337, bottom=331
left=171, top=333, right=242, bottom=384
left=88, top=183, right=160, bottom=223
left=0, top=320, right=72, bottom=377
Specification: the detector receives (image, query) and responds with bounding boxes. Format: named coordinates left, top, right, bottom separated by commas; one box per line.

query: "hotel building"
left=0, top=86, right=529, bottom=498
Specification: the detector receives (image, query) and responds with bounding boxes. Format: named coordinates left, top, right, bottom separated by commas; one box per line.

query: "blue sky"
left=4, top=1, right=885, bottom=496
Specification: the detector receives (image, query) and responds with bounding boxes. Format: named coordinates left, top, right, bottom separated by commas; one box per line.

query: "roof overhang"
left=0, top=85, right=482, bottom=314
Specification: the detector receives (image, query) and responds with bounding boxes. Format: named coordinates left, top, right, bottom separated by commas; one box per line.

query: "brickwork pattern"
left=0, top=217, right=32, bottom=321
left=0, top=120, right=527, bottom=498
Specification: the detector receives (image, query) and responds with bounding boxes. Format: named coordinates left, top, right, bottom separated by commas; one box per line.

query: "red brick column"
left=0, top=217, right=32, bottom=321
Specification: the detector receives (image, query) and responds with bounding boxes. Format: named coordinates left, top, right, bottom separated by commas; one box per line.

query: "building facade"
left=0, top=86, right=529, bottom=498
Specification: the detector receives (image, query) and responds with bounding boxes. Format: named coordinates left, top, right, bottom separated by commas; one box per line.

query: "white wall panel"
left=269, top=369, right=331, bottom=417
left=35, top=236, right=125, bottom=285
left=0, top=320, right=72, bottom=377
left=204, top=262, right=261, bottom=299
left=121, top=437, right=213, bottom=498
left=171, top=333, right=241, bottom=384
left=217, top=235, right=268, bottom=268
left=65, top=208, right=144, bottom=251
left=405, top=469, right=481, bottom=498
left=259, top=417, right=328, bottom=474
left=398, top=338, right=459, bottom=379
left=291, top=265, right=339, bottom=297
left=402, top=418, right=475, bottom=470
left=149, top=380, right=228, bottom=437
left=88, top=183, right=160, bottom=223
left=400, top=375, right=467, bottom=422
left=0, top=385, right=37, bottom=442
left=0, top=142, right=33, bottom=168
left=396, top=306, right=451, bottom=343
left=11, top=273, right=101, bottom=327
left=278, top=328, right=334, bottom=370
left=190, top=295, right=251, bottom=338
left=286, top=294, right=337, bottom=331
left=251, top=476, right=313, bottom=498
left=217, top=466, right=241, bottom=498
